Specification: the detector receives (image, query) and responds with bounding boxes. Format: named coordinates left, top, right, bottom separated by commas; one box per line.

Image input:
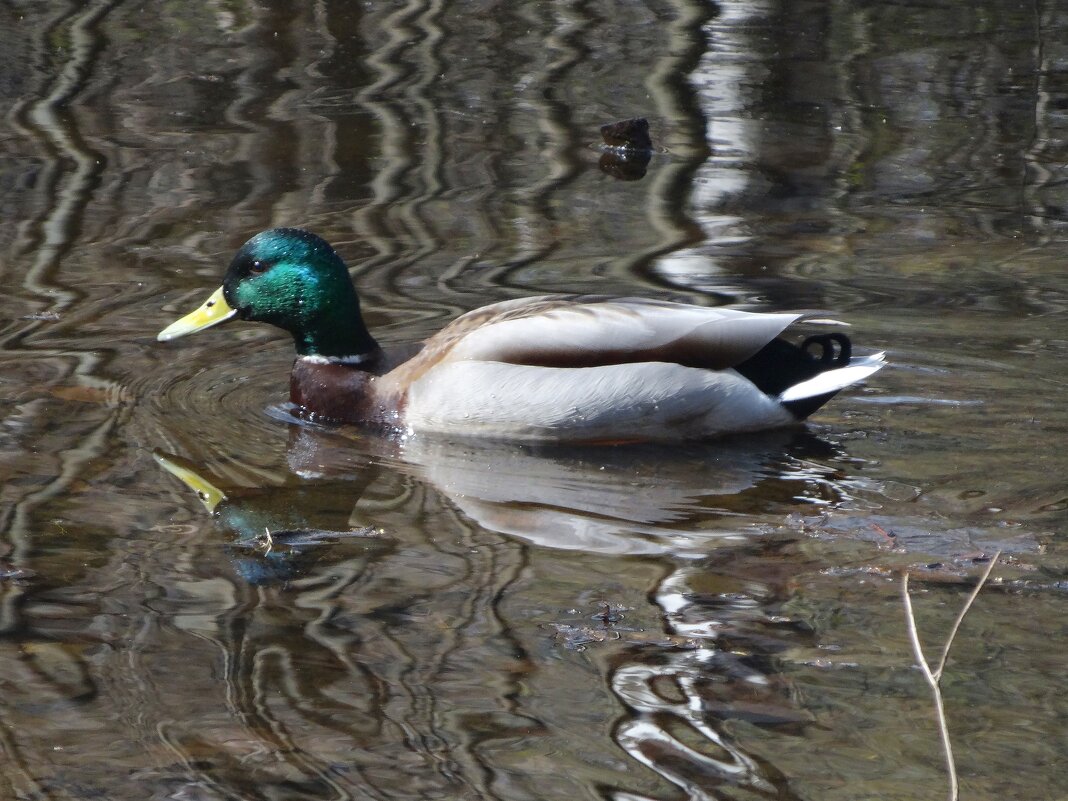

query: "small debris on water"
left=599, top=117, right=653, bottom=151
left=21, top=311, right=61, bottom=321
left=597, top=117, right=654, bottom=180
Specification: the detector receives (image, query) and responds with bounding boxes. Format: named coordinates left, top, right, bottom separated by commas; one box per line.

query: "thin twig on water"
left=901, top=551, right=1001, bottom=801
left=934, top=554, right=1000, bottom=680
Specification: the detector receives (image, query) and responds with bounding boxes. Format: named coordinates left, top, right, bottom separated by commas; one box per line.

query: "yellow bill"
left=157, top=286, right=236, bottom=341
left=153, top=451, right=227, bottom=514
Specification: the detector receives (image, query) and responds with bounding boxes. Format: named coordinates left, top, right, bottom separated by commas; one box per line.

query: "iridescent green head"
left=158, top=228, right=379, bottom=359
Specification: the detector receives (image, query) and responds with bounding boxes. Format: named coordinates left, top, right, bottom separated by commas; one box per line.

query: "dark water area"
left=2, top=1, right=1067, bottom=799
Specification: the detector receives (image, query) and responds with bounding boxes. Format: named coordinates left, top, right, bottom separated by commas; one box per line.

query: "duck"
left=158, top=228, right=885, bottom=442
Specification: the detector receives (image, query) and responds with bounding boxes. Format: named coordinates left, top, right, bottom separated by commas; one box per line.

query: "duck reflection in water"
left=154, top=450, right=391, bottom=585
left=156, top=422, right=851, bottom=582
left=155, top=424, right=843, bottom=798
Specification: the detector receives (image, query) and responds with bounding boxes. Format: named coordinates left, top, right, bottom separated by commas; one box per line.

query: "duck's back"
left=389, top=296, right=802, bottom=378
left=386, top=296, right=811, bottom=441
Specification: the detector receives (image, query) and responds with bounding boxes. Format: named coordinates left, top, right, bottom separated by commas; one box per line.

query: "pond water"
left=2, top=1, right=1067, bottom=799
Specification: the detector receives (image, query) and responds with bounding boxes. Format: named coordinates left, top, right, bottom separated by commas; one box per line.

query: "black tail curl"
left=734, top=332, right=854, bottom=420
left=801, top=332, right=851, bottom=367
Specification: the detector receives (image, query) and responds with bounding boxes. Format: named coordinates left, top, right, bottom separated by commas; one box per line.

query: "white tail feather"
left=779, top=352, right=886, bottom=403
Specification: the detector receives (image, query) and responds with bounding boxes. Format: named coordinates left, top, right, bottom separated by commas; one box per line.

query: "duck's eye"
left=251, top=260, right=267, bottom=273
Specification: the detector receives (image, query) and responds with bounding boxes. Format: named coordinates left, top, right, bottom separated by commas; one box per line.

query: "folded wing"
left=442, top=298, right=804, bottom=370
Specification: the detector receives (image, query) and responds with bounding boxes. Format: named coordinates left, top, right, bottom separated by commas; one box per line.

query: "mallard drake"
left=158, top=228, right=885, bottom=442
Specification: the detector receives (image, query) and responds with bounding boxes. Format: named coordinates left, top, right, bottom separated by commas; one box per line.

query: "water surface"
left=1, top=2, right=1067, bottom=799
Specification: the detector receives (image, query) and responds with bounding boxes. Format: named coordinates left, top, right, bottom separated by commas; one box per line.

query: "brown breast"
left=289, top=358, right=405, bottom=427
